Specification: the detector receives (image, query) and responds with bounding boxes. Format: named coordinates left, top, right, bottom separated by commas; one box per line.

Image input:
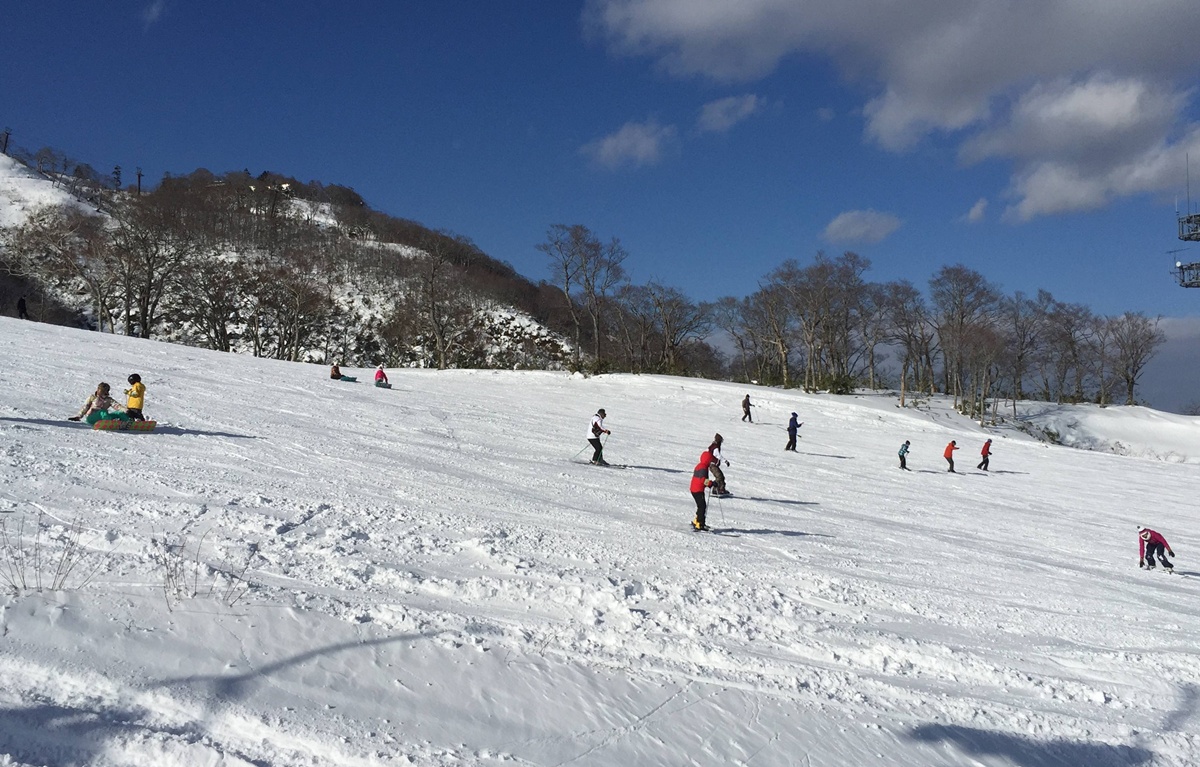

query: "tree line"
left=538, top=231, right=1166, bottom=415
left=0, top=146, right=1167, bottom=413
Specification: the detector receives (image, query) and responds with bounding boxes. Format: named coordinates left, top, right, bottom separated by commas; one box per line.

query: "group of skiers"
left=915, top=438, right=993, bottom=473
left=589, top=396, right=1182, bottom=569
left=68, top=374, right=147, bottom=425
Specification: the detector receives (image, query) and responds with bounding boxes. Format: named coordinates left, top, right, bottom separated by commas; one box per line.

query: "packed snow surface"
left=1, top=317, right=1199, bottom=766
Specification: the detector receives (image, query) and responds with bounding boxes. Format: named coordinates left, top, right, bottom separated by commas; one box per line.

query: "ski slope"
left=1, top=317, right=1198, bottom=767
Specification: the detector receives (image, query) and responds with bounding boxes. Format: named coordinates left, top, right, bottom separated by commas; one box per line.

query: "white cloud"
left=587, top=0, right=1200, bottom=219
left=581, top=119, right=678, bottom=169
left=142, top=0, right=166, bottom=28
left=822, top=209, right=902, bottom=244
left=697, top=95, right=762, bottom=133
left=965, top=198, right=988, bottom=223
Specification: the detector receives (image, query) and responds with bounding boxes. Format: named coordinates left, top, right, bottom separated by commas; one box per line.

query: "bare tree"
left=929, top=265, right=1000, bottom=410
left=645, top=281, right=712, bottom=373
left=536, top=224, right=627, bottom=369
left=1110, top=311, right=1166, bottom=405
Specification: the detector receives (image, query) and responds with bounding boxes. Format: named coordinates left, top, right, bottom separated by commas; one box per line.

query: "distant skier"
left=977, top=439, right=992, bottom=471
left=17, top=295, right=28, bottom=320
left=67, top=382, right=129, bottom=425
left=374, top=365, right=391, bottom=388
left=690, top=450, right=715, bottom=531
left=741, top=395, right=754, bottom=422
left=1139, top=526, right=1175, bottom=571
left=898, top=440, right=911, bottom=470
left=944, top=440, right=959, bottom=473
left=587, top=408, right=611, bottom=465
left=785, top=412, right=800, bottom=451
left=123, top=373, right=146, bottom=421
left=708, top=433, right=730, bottom=495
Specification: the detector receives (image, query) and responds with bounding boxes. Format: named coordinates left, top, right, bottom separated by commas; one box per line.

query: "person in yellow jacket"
left=124, top=373, right=147, bottom=421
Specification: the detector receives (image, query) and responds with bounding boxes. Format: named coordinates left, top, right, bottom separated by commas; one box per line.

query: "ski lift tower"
left=1177, top=211, right=1200, bottom=287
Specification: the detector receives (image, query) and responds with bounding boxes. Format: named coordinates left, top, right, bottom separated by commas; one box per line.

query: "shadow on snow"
left=907, top=723, right=1153, bottom=766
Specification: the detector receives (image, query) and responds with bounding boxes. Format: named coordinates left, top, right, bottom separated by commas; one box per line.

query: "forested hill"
left=0, top=154, right=576, bottom=370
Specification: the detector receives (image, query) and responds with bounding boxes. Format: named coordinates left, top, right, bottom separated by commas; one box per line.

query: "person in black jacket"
left=17, top=296, right=28, bottom=320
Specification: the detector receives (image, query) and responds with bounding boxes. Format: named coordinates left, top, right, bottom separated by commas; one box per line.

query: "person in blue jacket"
left=898, top=440, right=911, bottom=470
left=785, top=412, right=800, bottom=451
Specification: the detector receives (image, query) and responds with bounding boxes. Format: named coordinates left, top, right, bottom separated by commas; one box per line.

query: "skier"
left=944, top=440, right=959, bottom=473
left=374, top=365, right=391, bottom=388
left=587, top=408, right=611, bottom=465
left=690, top=450, right=715, bottom=531
left=67, top=382, right=129, bottom=425
left=785, top=412, right=800, bottom=451
left=124, top=373, right=146, bottom=421
left=17, top=295, right=28, bottom=320
left=708, top=433, right=730, bottom=495
left=977, top=439, right=992, bottom=471
left=898, top=440, right=911, bottom=470
left=741, top=394, right=754, bottom=422
left=1139, top=526, right=1175, bottom=571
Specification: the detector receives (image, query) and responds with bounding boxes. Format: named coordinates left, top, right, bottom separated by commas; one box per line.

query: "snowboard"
left=375, top=381, right=392, bottom=389
left=93, top=419, right=157, bottom=432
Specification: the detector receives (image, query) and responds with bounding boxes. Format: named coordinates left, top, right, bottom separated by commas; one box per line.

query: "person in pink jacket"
left=1138, top=526, right=1175, bottom=571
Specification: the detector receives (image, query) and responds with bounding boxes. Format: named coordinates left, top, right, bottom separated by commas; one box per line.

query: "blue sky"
left=4, top=1, right=1200, bottom=320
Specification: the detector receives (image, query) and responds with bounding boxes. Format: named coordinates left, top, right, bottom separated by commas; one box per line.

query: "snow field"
left=0, top=316, right=1198, bottom=765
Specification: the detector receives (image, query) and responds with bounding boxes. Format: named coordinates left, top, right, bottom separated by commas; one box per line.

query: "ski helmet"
left=127, top=373, right=141, bottom=384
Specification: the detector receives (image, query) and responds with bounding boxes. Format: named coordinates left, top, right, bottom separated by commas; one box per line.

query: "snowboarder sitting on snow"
left=977, top=438, right=992, bottom=471
left=741, top=394, right=754, bottom=422
left=587, top=408, right=611, bottom=465
left=374, top=365, right=391, bottom=388
left=68, top=382, right=129, bottom=425
left=944, top=440, right=959, bottom=472
left=708, top=433, right=730, bottom=495
left=329, top=362, right=356, bottom=382
left=899, top=440, right=911, bottom=470
left=1139, top=526, right=1175, bottom=571
left=785, top=412, right=800, bottom=451
left=124, top=373, right=146, bottom=421
left=691, top=450, right=715, bottom=531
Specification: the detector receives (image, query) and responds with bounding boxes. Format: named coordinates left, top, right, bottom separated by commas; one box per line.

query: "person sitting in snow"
left=690, top=450, right=715, bottom=531
left=1139, top=526, right=1175, bottom=571
left=68, top=382, right=129, bottom=425
left=329, top=362, right=356, bottom=382
left=124, top=373, right=146, bottom=421
left=374, top=365, right=391, bottom=388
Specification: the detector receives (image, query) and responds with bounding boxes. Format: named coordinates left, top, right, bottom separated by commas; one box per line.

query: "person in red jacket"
left=977, top=439, right=992, bottom=471
left=1139, top=526, right=1175, bottom=571
left=690, top=450, right=715, bottom=531
left=944, top=440, right=959, bottom=473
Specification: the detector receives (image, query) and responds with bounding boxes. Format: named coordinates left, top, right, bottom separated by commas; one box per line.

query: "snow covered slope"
left=1, top=317, right=1199, bottom=766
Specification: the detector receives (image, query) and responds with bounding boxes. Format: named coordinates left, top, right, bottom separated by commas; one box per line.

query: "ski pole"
left=715, top=490, right=726, bottom=526
left=571, top=444, right=590, bottom=461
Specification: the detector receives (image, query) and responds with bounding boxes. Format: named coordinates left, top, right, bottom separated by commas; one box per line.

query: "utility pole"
left=136, top=167, right=143, bottom=196
left=1, top=128, right=10, bottom=155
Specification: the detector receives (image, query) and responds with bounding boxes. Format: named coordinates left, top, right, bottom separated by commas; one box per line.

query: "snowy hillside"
left=2, top=317, right=1199, bottom=766
left=0, top=153, right=86, bottom=227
